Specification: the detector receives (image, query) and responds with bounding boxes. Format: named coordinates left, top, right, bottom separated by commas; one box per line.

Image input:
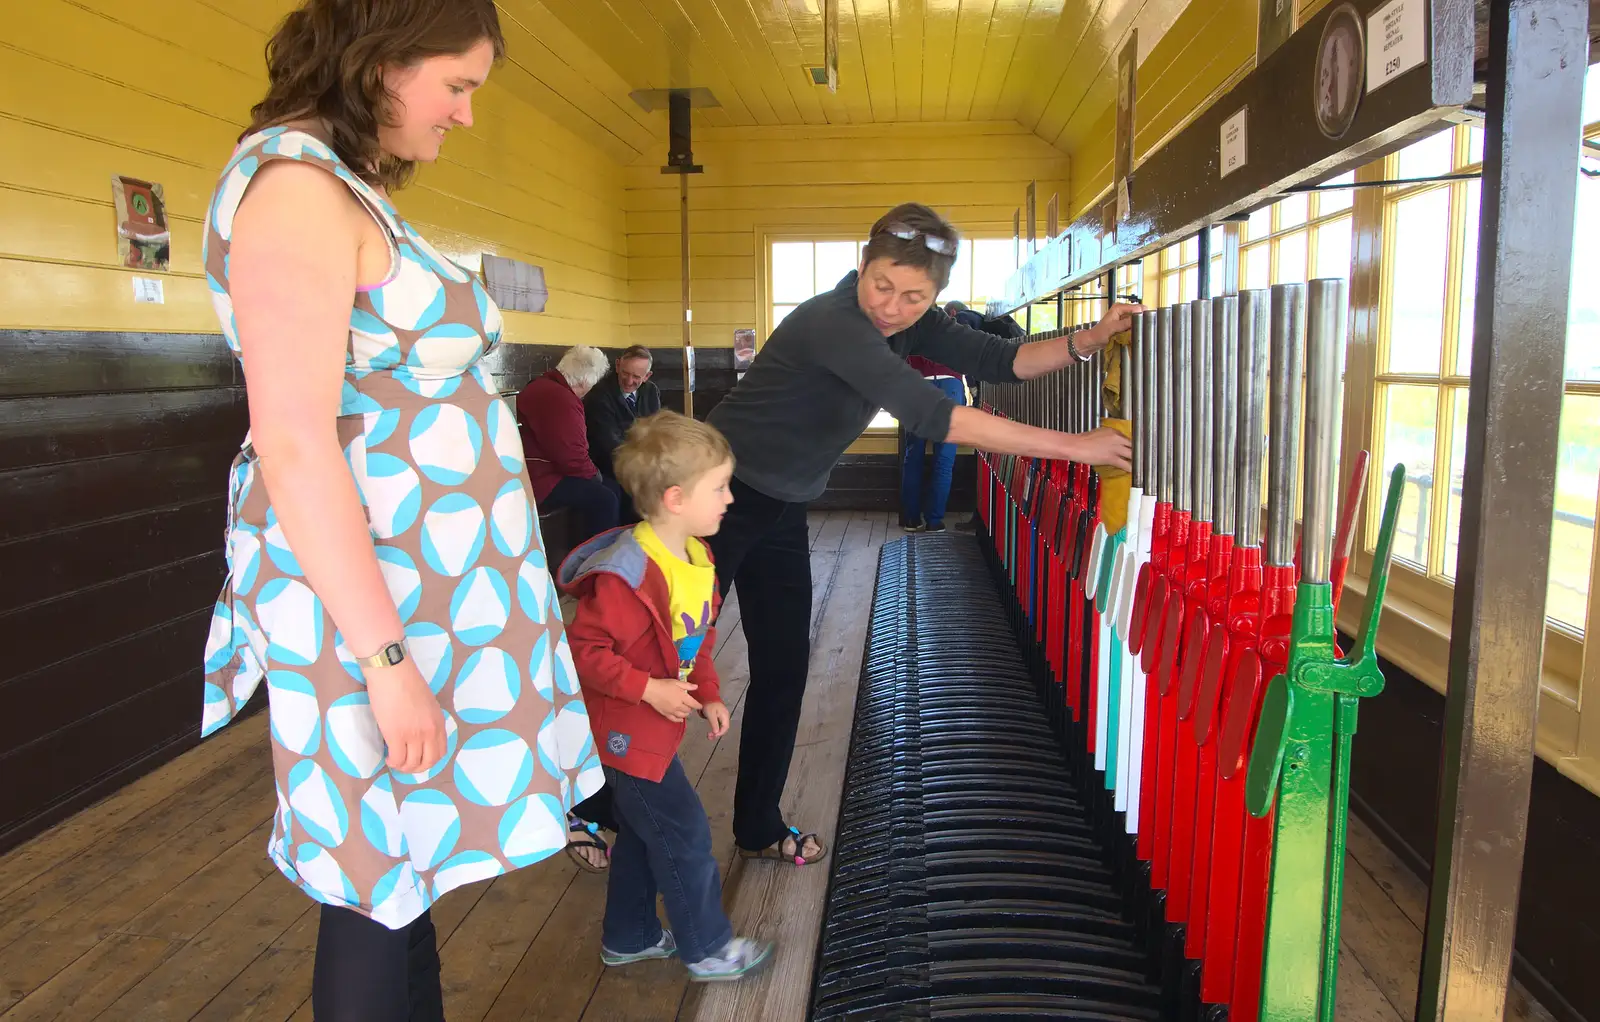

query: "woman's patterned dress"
left=199, top=127, right=602, bottom=928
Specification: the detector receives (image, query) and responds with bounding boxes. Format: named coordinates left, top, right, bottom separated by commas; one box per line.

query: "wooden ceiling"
left=497, top=0, right=1192, bottom=163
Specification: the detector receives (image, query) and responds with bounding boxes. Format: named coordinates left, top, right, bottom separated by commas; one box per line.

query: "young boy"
left=558, top=411, right=774, bottom=982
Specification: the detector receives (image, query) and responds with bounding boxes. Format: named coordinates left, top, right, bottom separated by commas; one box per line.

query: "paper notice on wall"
left=1367, top=0, right=1426, bottom=94
left=1221, top=107, right=1248, bottom=178
left=131, top=277, right=165, bottom=304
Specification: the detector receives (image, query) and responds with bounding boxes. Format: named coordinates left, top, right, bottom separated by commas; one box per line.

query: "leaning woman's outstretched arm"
left=945, top=404, right=1132, bottom=470
left=230, top=159, right=445, bottom=774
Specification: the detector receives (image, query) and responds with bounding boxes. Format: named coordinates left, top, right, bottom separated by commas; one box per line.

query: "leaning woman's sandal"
left=738, top=826, right=828, bottom=866
left=564, top=815, right=610, bottom=874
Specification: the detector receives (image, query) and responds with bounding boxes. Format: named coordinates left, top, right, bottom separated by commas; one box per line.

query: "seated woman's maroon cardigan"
left=516, top=368, right=600, bottom=503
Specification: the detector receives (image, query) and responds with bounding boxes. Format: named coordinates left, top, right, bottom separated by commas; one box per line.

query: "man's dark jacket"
left=584, top=372, right=663, bottom=477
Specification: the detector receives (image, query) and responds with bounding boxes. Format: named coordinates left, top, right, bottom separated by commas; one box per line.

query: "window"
left=1240, top=174, right=1353, bottom=292
left=765, top=235, right=1019, bottom=430
left=1371, top=123, right=1598, bottom=637
left=769, top=239, right=865, bottom=333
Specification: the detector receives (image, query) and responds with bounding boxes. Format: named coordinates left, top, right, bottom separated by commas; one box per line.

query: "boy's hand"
left=702, top=701, right=731, bottom=738
left=643, top=677, right=702, bottom=722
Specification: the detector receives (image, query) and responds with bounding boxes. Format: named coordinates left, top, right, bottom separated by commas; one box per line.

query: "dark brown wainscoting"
left=1345, top=639, right=1600, bottom=1022
left=0, top=334, right=798, bottom=851
left=812, top=453, right=978, bottom=513
left=0, top=329, right=247, bottom=853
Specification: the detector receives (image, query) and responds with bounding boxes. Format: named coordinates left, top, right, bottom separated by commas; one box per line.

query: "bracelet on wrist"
left=1066, top=330, right=1092, bottom=363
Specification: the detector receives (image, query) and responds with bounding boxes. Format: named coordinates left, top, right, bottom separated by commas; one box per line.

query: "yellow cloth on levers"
left=1094, top=327, right=1132, bottom=534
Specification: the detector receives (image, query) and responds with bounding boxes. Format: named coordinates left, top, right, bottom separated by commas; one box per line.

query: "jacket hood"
left=557, top=526, right=649, bottom=593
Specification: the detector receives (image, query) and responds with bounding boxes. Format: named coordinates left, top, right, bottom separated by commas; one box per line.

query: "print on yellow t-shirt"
left=633, top=522, right=716, bottom=681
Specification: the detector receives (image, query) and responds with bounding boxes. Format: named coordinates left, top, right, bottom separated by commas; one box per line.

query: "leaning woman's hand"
left=1090, top=302, right=1145, bottom=351
left=367, top=661, right=448, bottom=774
left=1071, top=426, right=1134, bottom=472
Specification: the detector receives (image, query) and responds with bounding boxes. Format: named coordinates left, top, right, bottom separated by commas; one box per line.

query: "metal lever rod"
left=1214, top=296, right=1240, bottom=538
left=1265, top=284, right=1306, bottom=568
left=1302, top=280, right=1345, bottom=585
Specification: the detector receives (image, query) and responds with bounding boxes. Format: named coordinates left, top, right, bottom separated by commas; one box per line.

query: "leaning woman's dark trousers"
left=706, top=476, right=813, bottom=852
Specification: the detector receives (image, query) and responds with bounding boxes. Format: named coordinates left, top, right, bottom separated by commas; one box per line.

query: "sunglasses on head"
left=878, top=223, right=958, bottom=256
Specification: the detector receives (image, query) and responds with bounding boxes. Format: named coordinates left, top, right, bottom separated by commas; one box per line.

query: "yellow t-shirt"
left=634, top=522, right=716, bottom=681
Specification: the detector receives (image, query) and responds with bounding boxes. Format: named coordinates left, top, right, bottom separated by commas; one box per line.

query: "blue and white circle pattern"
left=490, top=481, right=532, bottom=558
left=288, top=760, right=350, bottom=848
left=450, top=567, right=511, bottom=646
left=432, top=851, right=504, bottom=899
left=400, top=789, right=461, bottom=871
left=453, top=647, right=520, bottom=724
left=360, top=774, right=407, bottom=857
left=376, top=547, right=423, bottom=622
left=497, top=793, right=566, bottom=867
left=409, top=403, right=483, bottom=486
left=202, top=127, right=587, bottom=931
left=421, top=494, right=486, bottom=577
left=326, top=692, right=386, bottom=779
left=268, top=671, right=322, bottom=756
left=453, top=729, right=534, bottom=807
left=256, top=580, right=324, bottom=667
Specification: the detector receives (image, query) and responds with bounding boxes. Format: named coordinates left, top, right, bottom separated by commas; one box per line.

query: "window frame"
left=1340, top=123, right=1600, bottom=779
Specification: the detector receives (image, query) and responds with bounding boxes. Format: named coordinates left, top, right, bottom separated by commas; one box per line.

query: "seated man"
left=586, top=346, right=661, bottom=524
left=519, top=345, right=623, bottom=543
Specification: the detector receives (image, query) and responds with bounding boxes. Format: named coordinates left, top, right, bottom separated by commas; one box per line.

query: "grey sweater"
left=708, top=271, right=1024, bottom=503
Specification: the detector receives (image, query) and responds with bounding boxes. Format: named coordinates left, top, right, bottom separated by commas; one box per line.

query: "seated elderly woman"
left=518, top=345, right=625, bottom=541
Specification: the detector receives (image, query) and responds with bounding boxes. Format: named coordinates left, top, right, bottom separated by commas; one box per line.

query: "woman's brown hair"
left=861, top=202, right=961, bottom=291
left=247, top=0, right=505, bottom=192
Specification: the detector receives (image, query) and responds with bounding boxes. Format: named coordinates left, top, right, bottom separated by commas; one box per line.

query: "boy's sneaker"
left=902, top=518, right=925, bottom=533
left=601, top=930, right=677, bottom=966
left=924, top=521, right=947, bottom=534
left=685, top=937, right=774, bottom=982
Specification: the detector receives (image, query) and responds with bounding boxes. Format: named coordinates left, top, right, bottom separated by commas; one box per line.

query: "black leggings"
left=313, top=905, right=443, bottom=1022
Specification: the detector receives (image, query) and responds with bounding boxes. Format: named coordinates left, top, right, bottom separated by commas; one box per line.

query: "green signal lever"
left=1244, top=462, right=1406, bottom=1022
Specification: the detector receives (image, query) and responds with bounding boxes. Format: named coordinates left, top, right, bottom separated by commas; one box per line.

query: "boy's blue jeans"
left=901, top=376, right=967, bottom=527
left=602, top=758, right=732, bottom=964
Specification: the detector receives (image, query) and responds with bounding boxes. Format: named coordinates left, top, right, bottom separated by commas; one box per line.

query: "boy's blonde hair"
left=613, top=410, right=734, bottom=518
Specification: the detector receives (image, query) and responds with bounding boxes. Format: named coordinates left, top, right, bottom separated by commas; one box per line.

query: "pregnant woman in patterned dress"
left=197, top=2, right=600, bottom=1018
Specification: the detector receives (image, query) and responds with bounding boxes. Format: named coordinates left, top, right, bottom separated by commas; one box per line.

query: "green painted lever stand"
left=1244, top=464, right=1407, bottom=1022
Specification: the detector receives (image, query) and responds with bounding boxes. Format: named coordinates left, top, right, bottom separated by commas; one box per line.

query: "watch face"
left=1315, top=4, right=1366, bottom=139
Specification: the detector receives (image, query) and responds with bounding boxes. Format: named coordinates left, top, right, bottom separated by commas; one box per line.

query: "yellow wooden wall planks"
left=0, top=0, right=631, bottom=345
left=624, top=121, right=1069, bottom=350
left=1064, top=0, right=1258, bottom=220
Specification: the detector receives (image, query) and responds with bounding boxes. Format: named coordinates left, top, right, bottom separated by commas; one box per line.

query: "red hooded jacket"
left=518, top=368, right=599, bottom=503
left=557, top=526, right=723, bottom=783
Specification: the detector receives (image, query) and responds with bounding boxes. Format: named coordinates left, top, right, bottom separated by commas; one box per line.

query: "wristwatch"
left=356, top=640, right=408, bottom=670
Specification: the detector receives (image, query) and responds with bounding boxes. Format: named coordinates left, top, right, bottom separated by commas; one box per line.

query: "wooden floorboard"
left=0, top=519, right=1561, bottom=1022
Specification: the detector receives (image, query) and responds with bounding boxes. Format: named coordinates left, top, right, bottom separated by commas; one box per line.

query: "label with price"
left=1220, top=107, right=1248, bottom=179
left=1366, top=0, right=1425, bottom=94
